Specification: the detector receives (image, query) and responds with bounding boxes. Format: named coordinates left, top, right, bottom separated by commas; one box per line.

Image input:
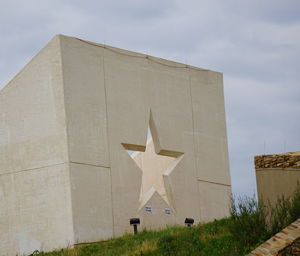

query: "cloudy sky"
left=0, top=0, right=299, bottom=197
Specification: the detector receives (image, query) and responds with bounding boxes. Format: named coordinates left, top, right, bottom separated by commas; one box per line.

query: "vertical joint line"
left=58, top=38, right=76, bottom=243
left=102, top=46, right=115, bottom=236
left=188, top=67, right=202, bottom=221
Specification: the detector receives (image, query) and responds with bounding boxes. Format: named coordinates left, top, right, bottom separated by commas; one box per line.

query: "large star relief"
left=122, top=112, right=184, bottom=213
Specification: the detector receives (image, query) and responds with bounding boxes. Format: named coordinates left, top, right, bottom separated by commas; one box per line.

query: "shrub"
left=229, top=195, right=269, bottom=247
left=230, top=183, right=300, bottom=248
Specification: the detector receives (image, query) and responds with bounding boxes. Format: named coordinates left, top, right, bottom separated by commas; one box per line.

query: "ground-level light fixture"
left=184, top=218, right=194, bottom=227
left=130, top=218, right=140, bottom=234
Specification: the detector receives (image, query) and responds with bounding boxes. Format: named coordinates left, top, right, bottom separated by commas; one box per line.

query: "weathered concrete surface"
left=0, top=35, right=231, bottom=255
left=0, top=36, right=74, bottom=255
left=255, top=152, right=300, bottom=206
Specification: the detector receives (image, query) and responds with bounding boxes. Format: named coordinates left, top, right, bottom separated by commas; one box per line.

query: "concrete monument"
left=0, top=35, right=231, bottom=255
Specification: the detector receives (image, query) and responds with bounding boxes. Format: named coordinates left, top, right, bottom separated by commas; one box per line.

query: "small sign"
left=145, top=205, right=152, bottom=213
left=164, top=208, right=172, bottom=215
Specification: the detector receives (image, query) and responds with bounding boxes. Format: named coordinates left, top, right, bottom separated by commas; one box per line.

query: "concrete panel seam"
left=197, top=178, right=231, bottom=187
left=69, top=161, right=110, bottom=168
left=102, top=46, right=115, bottom=236
left=0, top=161, right=69, bottom=176
left=188, top=66, right=202, bottom=221
left=58, top=35, right=71, bottom=164
left=59, top=36, right=76, bottom=246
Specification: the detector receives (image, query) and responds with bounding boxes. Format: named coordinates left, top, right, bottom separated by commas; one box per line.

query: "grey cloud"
left=218, top=0, right=300, bottom=24
left=0, top=0, right=299, bottom=197
left=70, top=0, right=176, bottom=21
left=225, top=75, right=300, bottom=196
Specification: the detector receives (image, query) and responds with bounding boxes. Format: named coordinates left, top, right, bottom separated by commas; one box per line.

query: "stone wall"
left=248, top=218, right=300, bottom=256
left=255, top=152, right=300, bottom=169
left=278, top=237, right=300, bottom=256
left=252, top=152, right=300, bottom=255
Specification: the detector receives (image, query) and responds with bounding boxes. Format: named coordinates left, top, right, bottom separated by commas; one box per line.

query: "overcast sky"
left=0, top=0, right=299, bottom=197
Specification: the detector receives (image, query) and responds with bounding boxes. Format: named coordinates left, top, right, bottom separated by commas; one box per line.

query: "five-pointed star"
left=123, top=118, right=184, bottom=210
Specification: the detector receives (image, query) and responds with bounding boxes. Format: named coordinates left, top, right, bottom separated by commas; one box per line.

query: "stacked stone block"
left=248, top=218, right=300, bottom=256
left=255, top=152, right=300, bottom=169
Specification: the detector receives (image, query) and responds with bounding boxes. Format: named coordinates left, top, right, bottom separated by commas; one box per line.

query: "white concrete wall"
left=0, top=36, right=74, bottom=255
left=189, top=69, right=231, bottom=220
left=0, top=34, right=232, bottom=254
left=57, top=35, right=231, bottom=233
left=68, top=163, right=113, bottom=243
left=59, top=37, right=113, bottom=243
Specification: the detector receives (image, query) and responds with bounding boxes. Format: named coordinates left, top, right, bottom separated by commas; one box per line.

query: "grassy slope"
left=28, top=185, right=300, bottom=256
left=24, top=194, right=300, bottom=256
left=30, top=218, right=258, bottom=256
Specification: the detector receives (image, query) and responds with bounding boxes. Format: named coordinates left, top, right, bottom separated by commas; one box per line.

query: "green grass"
left=29, top=184, right=300, bottom=256
left=28, top=219, right=253, bottom=256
